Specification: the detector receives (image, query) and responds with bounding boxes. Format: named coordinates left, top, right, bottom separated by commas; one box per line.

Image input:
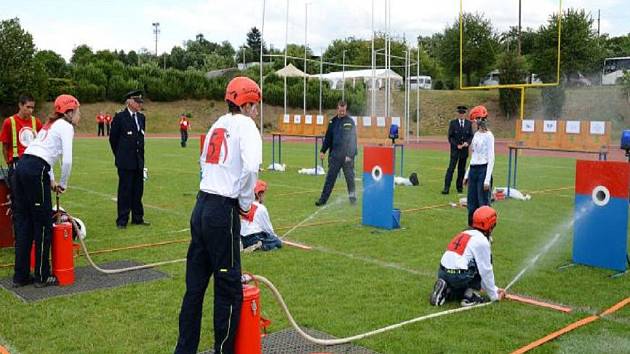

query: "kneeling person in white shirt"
left=430, top=206, right=504, bottom=307
left=241, top=180, right=282, bottom=251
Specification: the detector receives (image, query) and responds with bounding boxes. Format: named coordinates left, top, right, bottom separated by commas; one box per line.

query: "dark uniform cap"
left=456, top=105, right=467, bottom=113
left=124, top=90, right=144, bottom=103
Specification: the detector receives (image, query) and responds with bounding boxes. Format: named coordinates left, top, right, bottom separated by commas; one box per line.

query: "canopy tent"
left=275, top=63, right=309, bottom=78
left=312, top=69, right=403, bottom=90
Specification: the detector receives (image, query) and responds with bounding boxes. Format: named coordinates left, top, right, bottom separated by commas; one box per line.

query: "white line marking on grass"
left=71, top=185, right=187, bottom=216
left=313, top=245, right=435, bottom=278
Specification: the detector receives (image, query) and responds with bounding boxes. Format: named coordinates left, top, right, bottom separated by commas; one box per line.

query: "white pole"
left=371, top=0, right=375, bottom=117
left=342, top=50, right=346, bottom=102
left=404, top=50, right=408, bottom=142
left=319, top=48, right=323, bottom=115
left=304, top=2, right=308, bottom=117
left=385, top=0, right=389, bottom=117
left=260, top=0, right=266, bottom=136
left=416, top=45, right=420, bottom=142
left=284, top=0, right=289, bottom=116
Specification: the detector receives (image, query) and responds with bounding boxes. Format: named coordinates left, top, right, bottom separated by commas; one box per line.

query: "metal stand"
left=271, top=133, right=323, bottom=174
left=393, top=144, right=404, bottom=176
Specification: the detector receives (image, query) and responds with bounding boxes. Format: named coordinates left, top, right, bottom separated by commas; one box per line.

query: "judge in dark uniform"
left=109, top=90, right=150, bottom=229
left=442, top=105, right=474, bottom=195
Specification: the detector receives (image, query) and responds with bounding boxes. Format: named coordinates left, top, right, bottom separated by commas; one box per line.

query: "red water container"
left=52, top=222, right=74, bottom=286
left=235, top=283, right=268, bottom=354
left=0, top=177, right=13, bottom=248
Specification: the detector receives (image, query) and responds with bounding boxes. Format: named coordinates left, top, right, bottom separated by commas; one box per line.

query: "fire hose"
left=250, top=274, right=493, bottom=346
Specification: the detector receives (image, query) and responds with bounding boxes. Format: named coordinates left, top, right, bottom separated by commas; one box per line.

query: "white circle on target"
left=371, top=165, right=383, bottom=181
left=591, top=185, right=610, bottom=207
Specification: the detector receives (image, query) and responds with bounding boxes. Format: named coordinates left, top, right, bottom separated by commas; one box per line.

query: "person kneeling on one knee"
left=240, top=179, right=282, bottom=252
left=430, top=206, right=505, bottom=307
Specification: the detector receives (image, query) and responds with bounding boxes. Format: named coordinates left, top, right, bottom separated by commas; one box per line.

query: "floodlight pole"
left=342, top=49, right=346, bottom=102
left=319, top=49, right=323, bottom=115
left=284, top=0, right=289, bottom=115
left=304, top=2, right=309, bottom=117
left=260, top=0, right=266, bottom=135
left=371, top=0, right=375, bottom=117
left=518, top=0, right=522, bottom=55
left=152, top=22, right=160, bottom=57
left=416, top=45, right=420, bottom=142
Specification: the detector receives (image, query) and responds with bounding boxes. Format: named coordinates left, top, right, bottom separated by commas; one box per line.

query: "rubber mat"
left=200, top=328, right=379, bottom=354
left=0, top=260, right=169, bottom=302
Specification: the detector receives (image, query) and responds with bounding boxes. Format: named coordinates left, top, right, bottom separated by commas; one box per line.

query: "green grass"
left=1, top=138, right=629, bottom=353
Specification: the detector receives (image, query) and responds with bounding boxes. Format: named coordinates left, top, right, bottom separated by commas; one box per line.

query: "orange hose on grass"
left=505, top=293, right=573, bottom=313
left=0, top=345, right=9, bottom=354
left=511, top=297, right=630, bottom=354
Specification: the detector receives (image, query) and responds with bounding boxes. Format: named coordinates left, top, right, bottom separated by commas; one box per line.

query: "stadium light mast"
left=284, top=0, right=289, bottom=116
left=152, top=22, right=160, bottom=57
left=260, top=0, right=266, bottom=135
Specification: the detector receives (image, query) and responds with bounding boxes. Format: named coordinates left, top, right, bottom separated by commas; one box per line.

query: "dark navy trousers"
left=116, top=168, right=144, bottom=226
left=175, top=192, right=242, bottom=354
left=467, top=164, right=491, bottom=226
left=12, top=155, right=53, bottom=284
left=318, top=157, right=356, bottom=204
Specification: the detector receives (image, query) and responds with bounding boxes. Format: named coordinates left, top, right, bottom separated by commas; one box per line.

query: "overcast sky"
left=1, top=0, right=628, bottom=60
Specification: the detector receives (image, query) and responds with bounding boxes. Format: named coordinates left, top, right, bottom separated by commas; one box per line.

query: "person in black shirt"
left=316, top=101, right=357, bottom=206
left=442, top=105, right=474, bottom=195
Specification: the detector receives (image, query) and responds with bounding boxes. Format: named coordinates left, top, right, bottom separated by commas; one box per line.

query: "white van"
left=480, top=70, right=500, bottom=86
left=408, top=75, right=432, bottom=90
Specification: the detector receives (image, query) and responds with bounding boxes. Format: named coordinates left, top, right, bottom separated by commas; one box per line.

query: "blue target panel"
left=362, top=146, right=398, bottom=229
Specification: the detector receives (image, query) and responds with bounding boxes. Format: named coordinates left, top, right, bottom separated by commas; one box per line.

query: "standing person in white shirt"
left=11, top=94, right=80, bottom=288
left=175, top=77, right=262, bottom=354
left=463, top=105, right=495, bottom=227
left=240, top=180, right=282, bottom=252
left=429, top=206, right=504, bottom=307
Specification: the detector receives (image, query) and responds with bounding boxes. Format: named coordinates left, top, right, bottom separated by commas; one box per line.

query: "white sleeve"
left=237, top=120, right=262, bottom=211
left=59, top=124, right=74, bottom=189
left=484, top=133, right=495, bottom=186
left=470, top=238, right=499, bottom=301
left=255, top=204, right=275, bottom=236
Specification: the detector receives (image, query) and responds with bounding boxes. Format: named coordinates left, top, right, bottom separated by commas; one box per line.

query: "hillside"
left=36, top=85, right=629, bottom=139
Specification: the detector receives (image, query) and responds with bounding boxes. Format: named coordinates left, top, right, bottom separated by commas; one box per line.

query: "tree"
left=437, top=13, right=499, bottom=86
left=497, top=51, right=527, bottom=117
left=530, top=8, right=601, bottom=83
left=530, top=8, right=601, bottom=118
left=0, top=18, right=48, bottom=112
left=34, top=50, right=67, bottom=78
left=70, top=44, right=94, bottom=65
left=602, top=34, right=630, bottom=58
left=245, top=27, right=266, bottom=62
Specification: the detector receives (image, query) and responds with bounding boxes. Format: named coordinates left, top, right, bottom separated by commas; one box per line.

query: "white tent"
left=312, top=69, right=403, bottom=90
left=275, top=63, right=309, bottom=78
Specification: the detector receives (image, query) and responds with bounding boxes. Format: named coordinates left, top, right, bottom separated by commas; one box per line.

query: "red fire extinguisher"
left=52, top=222, right=74, bottom=286
left=235, top=274, right=271, bottom=354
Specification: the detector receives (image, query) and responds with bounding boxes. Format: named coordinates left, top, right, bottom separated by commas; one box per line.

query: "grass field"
left=1, top=137, right=629, bottom=354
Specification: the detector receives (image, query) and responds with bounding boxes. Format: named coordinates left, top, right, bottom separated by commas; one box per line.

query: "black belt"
left=470, top=164, right=488, bottom=169
left=440, top=265, right=467, bottom=274
left=197, top=191, right=238, bottom=206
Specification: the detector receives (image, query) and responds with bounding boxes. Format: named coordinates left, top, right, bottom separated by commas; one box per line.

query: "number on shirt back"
left=205, top=128, right=228, bottom=164
left=447, top=232, right=471, bottom=255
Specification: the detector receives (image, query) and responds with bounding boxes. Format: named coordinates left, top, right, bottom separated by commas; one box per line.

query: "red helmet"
left=225, top=76, right=261, bottom=107
left=469, top=105, right=488, bottom=120
left=254, top=179, right=267, bottom=195
left=472, top=206, right=497, bottom=232
left=54, top=94, right=80, bottom=114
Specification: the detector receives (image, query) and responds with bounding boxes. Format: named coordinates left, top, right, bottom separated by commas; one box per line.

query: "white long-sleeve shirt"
left=199, top=113, right=262, bottom=211
left=24, top=119, right=74, bottom=188
left=240, top=201, right=275, bottom=237
left=465, top=130, right=495, bottom=186
left=440, top=229, right=500, bottom=301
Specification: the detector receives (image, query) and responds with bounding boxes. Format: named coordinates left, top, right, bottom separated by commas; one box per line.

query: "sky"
left=1, top=0, right=628, bottom=61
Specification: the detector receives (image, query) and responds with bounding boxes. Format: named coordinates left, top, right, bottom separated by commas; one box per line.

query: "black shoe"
left=12, top=277, right=34, bottom=288
left=349, top=197, right=357, bottom=205
left=460, top=288, right=487, bottom=307
left=117, top=224, right=127, bottom=229
left=441, top=190, right=449, bottom=195
left=315, top=200, right=326, bottom=207
left=34, top=276, right=59, bottom=288
left=429, top=278, right=449, bottom=306
left=457, top=189, right=464, bottom=194
left=132, top=220, right=151, bottom=226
